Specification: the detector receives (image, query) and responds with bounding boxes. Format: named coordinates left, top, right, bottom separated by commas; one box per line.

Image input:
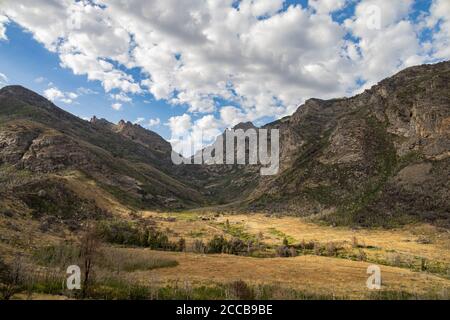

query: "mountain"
left=243, top=61, right=450, bottom=227
left=0, top=61, right=449, bottom=229
left=0, top=86, right=205, bottom=229
left=178, top=61, right=450, bottom=227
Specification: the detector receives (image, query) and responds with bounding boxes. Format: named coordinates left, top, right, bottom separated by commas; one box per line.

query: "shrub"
left=95, top=220, right=182, bottom=251
left=276, top=246, right=297, bottom=257
left=0, top=256, right=26, bottom=300
left=225, top=238, right=246, bottom=255
left=228, top=280, right=254, bottom=300
left=192, top=240, right=206, bottom=254
left=207, top=235, right=228, bottom=254
left=206, top=236, right=248, bottom=255
left=177, top=238, right=186, bottom=252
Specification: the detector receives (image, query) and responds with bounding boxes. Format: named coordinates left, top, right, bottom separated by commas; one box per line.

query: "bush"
left=95, top=220, right=184, bottom=252
left=205, top=236, right=248, bottom=255
left=228, top=280, right=254, bottom=300
left=207, top=235, right=228, bottom=254
left=192, top=240, right=206, bottom=254
left=276, top=246, right=297, bottom=257
left=0, top=256, right=26, bottom=300
left=226, top=238, right=247, bottom=255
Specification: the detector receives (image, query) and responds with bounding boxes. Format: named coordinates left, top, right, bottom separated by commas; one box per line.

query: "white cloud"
left=309, top=0, right=348, bottom=14
left=166, top=114, right=192, bottom=137
left=0, top=0, right=352, bottom=118
left=34, top=76, right=45, bottom=83
left=148, top=117, right=161, bottom=127
left=2, top=0, right=449, bottom=154
left=344, top=0, right=426, bottom=87
left=111, top=102, right=122, bottom=111
left=44, top=86, right=78, bottom=104
left=220, top=106, right=248, bottom=128
left=0, top=72, right=8, bottom=86
left=59, top=53, right=141, bottom=94
left=77, top=87, right=98, bottom=95
left=426, top=0, right=450, bottom=59
left=134, top=117, right=145, bottom=124
left=110, top=92, right=132, bottom=103
left=0, top=15, right=9, bottom=40
left=168, top=113, right=222, bottom=157
left=247, top=0, right=285, bottom=17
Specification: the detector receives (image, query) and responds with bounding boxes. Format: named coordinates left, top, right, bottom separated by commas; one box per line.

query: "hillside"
left=0, top=61, right=449, bottom=229
left=243, top=61, right=450, bottom=227
left=0, top=86, right=205, bottom=230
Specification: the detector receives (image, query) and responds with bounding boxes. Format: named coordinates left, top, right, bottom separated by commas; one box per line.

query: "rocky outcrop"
left=113, top=119, right=172, bottom=160
left=245, top=61, right=450, bottom=227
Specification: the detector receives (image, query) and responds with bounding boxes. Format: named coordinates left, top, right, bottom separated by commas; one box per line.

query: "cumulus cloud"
left=309, top=0, right=348, bottom=14
left=111, top=102, right=122, bottom=111
left=148, top=118, right=161, bottom=127
left=1, top=0, right=449, bottom=154
left=76, top=87, right=98, bottom=95
left=0, top=15, right=8, bottom=40
left=426, top=0, right=450, bottom=59
left=220, top=106, right=248, bottom=128
left=134, top=117, right=145, bottom=124
left=166, top=114, right=192, bottom=137
left=344, top=0, right=425, bottom=88
left=168, top=113, right=223, bottom=157
left=110, top=92, right=132, bottom=103
left=0, top=72, right=8, bottom=86
left=34, top=76, right=45, bottom=83
left=44, top=86, right=78, bottom=104
left=0, top=0, right=352, bottom=116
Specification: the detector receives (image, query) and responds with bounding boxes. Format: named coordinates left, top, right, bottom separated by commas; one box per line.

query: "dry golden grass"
left=62, top=171, right=131, bottom=217
left=127, top=249, right=450, bottom=299
left=2, top=198, right=449, bottom=299
left=214, top=214, right=450, bottom=263
left=116, top=211, right=450, bottom=299
left=139, top=212, right=450, bottom=265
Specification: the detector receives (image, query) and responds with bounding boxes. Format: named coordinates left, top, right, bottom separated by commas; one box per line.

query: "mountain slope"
left=0, top=86, right=205, bottom=227
left=0, top=61, right=449, bottom=228
left=244, top=61, right=450, bottom=227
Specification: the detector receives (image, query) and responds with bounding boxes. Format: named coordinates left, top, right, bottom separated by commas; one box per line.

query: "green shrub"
left=206, top=235, right=248, bottom=255
left=95, top=220, right=184, bottom=252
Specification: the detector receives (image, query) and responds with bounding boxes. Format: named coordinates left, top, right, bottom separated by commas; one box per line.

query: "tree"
left=79, top=224, right=100, bottom=299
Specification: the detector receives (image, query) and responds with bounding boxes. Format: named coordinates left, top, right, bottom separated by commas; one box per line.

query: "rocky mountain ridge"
left=0, top=61, right=449, bottom=228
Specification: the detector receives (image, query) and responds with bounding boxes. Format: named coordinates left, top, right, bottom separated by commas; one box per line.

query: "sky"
left=0, top=0, right=449, bottom=154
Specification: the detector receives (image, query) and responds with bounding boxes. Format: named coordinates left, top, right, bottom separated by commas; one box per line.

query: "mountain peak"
left=0, top=84, right=56, bottom=110
left=233, top=121, right=257, bottom=130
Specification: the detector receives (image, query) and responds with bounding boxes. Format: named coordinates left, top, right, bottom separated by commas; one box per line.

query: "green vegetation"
left=95, top=220, right=185, bottom=251
left=268, top=228, right=296, bottom=244
left=218, top=221, right=257, bottom=242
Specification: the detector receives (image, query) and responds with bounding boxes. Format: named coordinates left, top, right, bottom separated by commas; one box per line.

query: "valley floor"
left=1, top=209, right=449, bottom=300
left=129, top=249, right=450, bottom=299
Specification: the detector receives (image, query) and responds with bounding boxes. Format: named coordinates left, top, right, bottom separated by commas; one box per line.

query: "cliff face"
left=246, top=61, right=450, bottom=227
left=0, top=61, right=449, bottom=228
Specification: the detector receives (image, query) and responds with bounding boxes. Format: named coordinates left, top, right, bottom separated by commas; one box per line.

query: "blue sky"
left=0, top=22, right=175, bottom=138
left=0, top=0, right=448, bottom=147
